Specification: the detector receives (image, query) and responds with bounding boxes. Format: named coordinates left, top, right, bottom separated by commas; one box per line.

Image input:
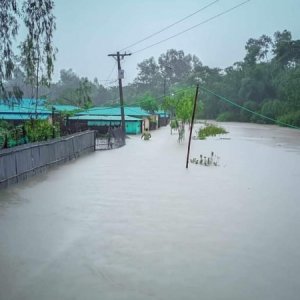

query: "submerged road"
left=0, top=123, right=300, bottom=300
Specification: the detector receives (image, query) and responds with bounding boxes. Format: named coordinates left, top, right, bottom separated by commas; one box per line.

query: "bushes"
left=277, top=111, right=300, bottom=127
left=24, top=120, right=60, bottom=142
left=198, top=123, right=228, bottom=140
left=260, top=100, right=288, bottom=122
left=0, top=121, right=28, bottom=148
left=240, top=101, right=259, bottom=122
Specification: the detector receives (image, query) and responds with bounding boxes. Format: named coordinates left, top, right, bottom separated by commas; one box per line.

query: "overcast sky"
left=53, top=0, right=300, bottom=85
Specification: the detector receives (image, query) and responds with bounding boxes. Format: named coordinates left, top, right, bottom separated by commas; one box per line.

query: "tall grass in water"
left=198, top=124, right=228, bottom=140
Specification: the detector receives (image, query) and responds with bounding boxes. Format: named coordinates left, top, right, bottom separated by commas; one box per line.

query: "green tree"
left=244, top=35, right=272, bottom=65
left=0, top=0, right=19, bottom=99
left=260, top=99, right=286, bottom=122
left=20, top=0, right=56, bottom=103
left=158, top=49, right=193, bottom=84
left=138, top=93, right=159, bottom=113
left=75, top=78, right=93, bottom=108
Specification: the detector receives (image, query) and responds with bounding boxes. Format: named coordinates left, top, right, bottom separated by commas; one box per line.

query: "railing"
left=0, top=131, right=95, bottom=189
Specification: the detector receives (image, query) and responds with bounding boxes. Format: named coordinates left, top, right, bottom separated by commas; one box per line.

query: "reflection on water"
left=0, top=123, right=300, bottom=300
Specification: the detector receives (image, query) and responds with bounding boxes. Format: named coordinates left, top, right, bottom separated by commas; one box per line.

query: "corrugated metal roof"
left=0, top=98, right=51, bottom=115
left=77, top=106, right=150, bottom=117
left=0, top=113, right=49, bottom=120
left=69, top=115, right=142, bottom=121
left=0, top=104, right=51, bottom=114
left=51, top=104, right=81, bottom=112
left=0, top=98, right=46, bottom=107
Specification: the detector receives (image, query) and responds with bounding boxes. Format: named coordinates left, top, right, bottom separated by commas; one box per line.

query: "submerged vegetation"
left=198, top=124, right=228, bottom=140
left=190, top=152, right=220, bottom=166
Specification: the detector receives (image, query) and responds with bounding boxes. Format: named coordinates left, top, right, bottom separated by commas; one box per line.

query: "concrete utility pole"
left=108, top=52, right=131, bottom=139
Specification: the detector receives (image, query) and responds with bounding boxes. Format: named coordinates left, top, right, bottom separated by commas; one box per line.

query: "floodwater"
left=0, top=123, right=300, bottom=300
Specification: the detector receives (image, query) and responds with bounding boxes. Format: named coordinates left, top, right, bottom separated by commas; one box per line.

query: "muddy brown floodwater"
left=0, top=123, right=300, bottom=300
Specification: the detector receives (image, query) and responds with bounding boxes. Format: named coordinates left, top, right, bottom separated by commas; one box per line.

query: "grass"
left=198, top=123, right=228, bottom=140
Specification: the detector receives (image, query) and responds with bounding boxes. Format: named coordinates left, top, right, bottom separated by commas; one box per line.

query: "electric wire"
left=133, top=0, right=251, bottom=54
left=201, top=86, right=300, bottom=130
left=105, top=62, right=117, bottom=83
left=119, top=0, right=220, bottom=51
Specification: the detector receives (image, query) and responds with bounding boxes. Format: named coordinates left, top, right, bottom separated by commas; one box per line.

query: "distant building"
left=76, top=106, right=160, bottom=132
left=69, top=115, right=143, bottom=134
left=0, top=99, right=80, bottom=125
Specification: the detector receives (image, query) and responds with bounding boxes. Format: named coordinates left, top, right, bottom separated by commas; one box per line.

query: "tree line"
left=129, top=30, right=300, bottom=126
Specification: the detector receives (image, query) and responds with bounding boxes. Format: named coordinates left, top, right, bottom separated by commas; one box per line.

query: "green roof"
left=0, top=98, right=50, bottom=115
left=0, top=104, right=50, bottom=114
left=0, top=113, right=49, bottom=120
left=69, top=115, right=142, bottom=121
left=51, top=104, right=81, bottom=112
left=0, top=100, right=80, bottom=115
left=77, top=106, right=150, bottom=117
left=155, top=110, right=169, bottom=117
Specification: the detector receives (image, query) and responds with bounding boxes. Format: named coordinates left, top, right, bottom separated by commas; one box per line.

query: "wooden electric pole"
left=186, top=84, right=199, bottom=169
left=108, top=52, right=131, bottom=140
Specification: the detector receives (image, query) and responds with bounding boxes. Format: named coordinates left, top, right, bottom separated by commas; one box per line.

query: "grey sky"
left=53, top=0, right=300, bottom=85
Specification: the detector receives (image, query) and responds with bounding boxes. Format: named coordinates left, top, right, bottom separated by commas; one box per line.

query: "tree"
left=138, top=93, right=158, bottom=113
left=135, top=57, right=160, bottom=85
left=163, top=89, right=194, bottom=123
left=244, top=35, right=272, bottom=65
left=175, top=90, right=194, bottom=123
left=75, top=78, right=93, bottom=108
left=277, top=66, right=300, bottom=110
left=158, top=49, right=193, bottom=84
left=20, top=0, right=56, bottom=104
left=0, top=0, right=19, bottom=99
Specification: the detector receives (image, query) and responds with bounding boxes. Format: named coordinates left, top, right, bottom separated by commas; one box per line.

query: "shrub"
left=277, top=111, right=300, bottom=127
left=240, top=101, right=259, bottom=122
left=0, top=120, right=13, bottom=130
left=198, top=123, right=228, bottom=140
left=25, top=120, right=60, bottom=142
left=261, top=99, right=288, bottom=123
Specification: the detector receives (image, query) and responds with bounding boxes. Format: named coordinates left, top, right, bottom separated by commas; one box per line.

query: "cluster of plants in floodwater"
left=198, top=123, right=228, bottom=140
left=190, top=152, right=220, bottom=166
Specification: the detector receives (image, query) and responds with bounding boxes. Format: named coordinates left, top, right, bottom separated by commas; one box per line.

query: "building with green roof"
left=76, top=106, right=158, bottom=131
left=0, top=99, right=82, bottom=124
left=69, top=115, right=142, bottom=134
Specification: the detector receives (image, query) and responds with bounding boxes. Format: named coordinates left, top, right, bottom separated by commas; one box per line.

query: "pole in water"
left=186, top=84, right=199, bottom=169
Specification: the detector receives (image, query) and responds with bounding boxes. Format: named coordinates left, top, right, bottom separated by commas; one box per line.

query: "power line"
left=126, top=84, right=299, bottom=130
left=201, top=86, right=300, bottom=130
left=119, top=0, right=220, bottom=51
left=133, top=0, right=251, bottom=54
left=105, top=62, right=117, bottom=83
